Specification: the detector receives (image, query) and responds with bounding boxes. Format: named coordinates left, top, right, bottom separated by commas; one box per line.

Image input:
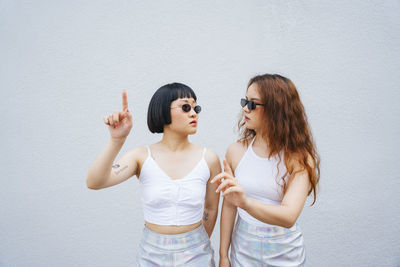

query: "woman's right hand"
left=219, top=256, right=231, bottom=267
left=103, top=90, right=133, bottom=140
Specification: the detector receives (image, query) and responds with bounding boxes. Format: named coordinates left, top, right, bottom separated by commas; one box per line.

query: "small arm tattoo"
left=203, top=211, right=209, bottom=222
left=113, top=164, right=128, bottom=175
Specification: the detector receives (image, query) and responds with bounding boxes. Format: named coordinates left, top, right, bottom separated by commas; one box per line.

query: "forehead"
left=172, top=97, right=196, bottom=104
left=246, top=83, right=261, bottom=99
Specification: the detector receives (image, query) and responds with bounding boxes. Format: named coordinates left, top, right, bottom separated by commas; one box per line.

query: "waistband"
left=141, top=224, right=210, bottom=251
left=236, top=215, right=300, bottom=238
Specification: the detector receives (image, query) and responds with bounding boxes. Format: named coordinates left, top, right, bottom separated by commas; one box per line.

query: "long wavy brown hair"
left=238, top=74, right=320, bottom=205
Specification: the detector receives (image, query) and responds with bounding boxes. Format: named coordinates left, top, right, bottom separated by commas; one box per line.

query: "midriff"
left=145, top=220, right=203, bottom=235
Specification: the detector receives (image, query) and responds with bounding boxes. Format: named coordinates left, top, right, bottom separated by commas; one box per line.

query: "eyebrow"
left=178, top=99, right=196, bottom=104
left=246, top=96, right=261, bottom=101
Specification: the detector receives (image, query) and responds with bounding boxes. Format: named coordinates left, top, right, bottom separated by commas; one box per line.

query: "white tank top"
left=235, top=137, right=288, bottom=227
left=139, top=146, right=210, bottom=226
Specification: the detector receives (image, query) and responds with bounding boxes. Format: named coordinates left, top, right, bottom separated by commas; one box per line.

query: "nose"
left=189, top=108, right=197, bottom=118
left=242, top=105, right=250, bottom=113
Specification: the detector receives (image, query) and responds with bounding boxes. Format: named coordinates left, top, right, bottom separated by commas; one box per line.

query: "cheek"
left=253, top=110, right=264, bottom=125
left=170, top=111, right=186, bottom=125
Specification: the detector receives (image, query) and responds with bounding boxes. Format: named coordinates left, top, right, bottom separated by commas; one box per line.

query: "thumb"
left=223, top=158, right=233, bottom=175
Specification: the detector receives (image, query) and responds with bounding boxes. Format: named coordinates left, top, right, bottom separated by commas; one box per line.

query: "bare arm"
left=240, top=170, right=310, bottom=228
left=219, top=194, right=237, bottom=263
left=213, top=160, right=311, bottom=228
left=86, top=139, right=141, bottom=189
left=218, top=149, right=237, bottom=266
left=202, top=184, right=219, bottom=237
left=86, top=90, right=137, bottom=190
left=203, top=149, right=221, bottom=237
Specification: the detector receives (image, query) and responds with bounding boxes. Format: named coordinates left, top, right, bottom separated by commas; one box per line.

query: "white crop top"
left=235, top=137, right=288, bottom=227
left=139, top=146, right=210, bottom=226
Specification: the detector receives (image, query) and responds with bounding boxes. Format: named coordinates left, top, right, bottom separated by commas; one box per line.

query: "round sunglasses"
left=240, top=98, right=264, bottom=110
left=171, top=104, right=202, bottom=114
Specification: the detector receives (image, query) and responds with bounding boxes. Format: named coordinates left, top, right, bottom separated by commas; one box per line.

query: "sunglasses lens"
left=248, top=101, right=256, bottom=110
left=194, top=105, right=201, bottom=114
left=241, top=98, right=256, bottom=110
left=181, top=104, right=191, bottom=112
left=240, top=98, right=247, bottom=108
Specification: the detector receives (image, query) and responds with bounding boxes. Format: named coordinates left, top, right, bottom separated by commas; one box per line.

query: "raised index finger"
left=223, top=158, right=233, bottom=176
left=122, top=90, right=128, bottom=111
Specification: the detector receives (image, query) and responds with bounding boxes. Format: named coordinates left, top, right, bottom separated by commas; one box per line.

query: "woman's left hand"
left=211, top=159, right=248, bottom=209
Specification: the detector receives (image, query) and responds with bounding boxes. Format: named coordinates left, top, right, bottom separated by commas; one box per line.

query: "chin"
left=244, top=121, right=255, bottom=130
left=178, top=128, right=197, bottom=136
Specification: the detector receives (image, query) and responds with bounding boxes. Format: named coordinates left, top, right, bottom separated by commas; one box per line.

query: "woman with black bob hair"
left=87, top=83, right=221, bottom=266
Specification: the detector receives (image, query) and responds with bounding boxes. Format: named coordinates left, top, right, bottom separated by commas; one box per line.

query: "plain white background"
left=1, top=1, right=399, bottom=266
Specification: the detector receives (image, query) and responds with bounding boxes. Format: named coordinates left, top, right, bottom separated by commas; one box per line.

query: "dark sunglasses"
left=240, top=98, right=264, bottom=110
left=172, top=104, right=202, bottom=114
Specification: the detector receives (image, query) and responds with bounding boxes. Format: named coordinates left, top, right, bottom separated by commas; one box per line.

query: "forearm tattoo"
left=112, top=164, right=128, bottom=175
left=203, top=211, right=209, bottom=222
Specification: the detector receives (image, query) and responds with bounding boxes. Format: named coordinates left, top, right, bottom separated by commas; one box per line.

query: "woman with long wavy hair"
left=213, top=74, right=320, bottom=266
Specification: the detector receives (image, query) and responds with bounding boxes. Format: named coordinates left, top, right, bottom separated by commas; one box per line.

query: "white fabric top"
left=139, top=146, right=210, bottom=226
left=235, top=137, right=288, bottom=227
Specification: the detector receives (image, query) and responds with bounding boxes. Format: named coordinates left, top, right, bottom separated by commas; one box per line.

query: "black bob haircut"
left=147, top=83, right=197, bottom=133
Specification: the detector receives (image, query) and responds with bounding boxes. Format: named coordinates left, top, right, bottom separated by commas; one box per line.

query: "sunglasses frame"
left=171, top=104, right=202, bottom=114
left=240, top=98, right=264, bottom=110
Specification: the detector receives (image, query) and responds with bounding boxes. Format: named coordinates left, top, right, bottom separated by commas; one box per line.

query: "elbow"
left=204, top=199, right=220, bottom=214
left=274, top=218, right=295, bottom=228
left=204, top=205, right=219, bottom=214
left=86, top=181, right=98, bottom=190
left=86, top=176, right=102, bottom=190
left=282, top=220, right=296, bottom=229
left=87, top=184, right=100, bottom=190
left=280, top=215, right=297, bottom=229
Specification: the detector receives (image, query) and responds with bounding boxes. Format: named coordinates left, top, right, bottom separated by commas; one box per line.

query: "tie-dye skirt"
left=230, top=216, right=306, bottom=267
left=136, top=224, right=215, bottom=266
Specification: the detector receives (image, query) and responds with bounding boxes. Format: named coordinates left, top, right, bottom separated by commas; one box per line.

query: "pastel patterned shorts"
left=136, top=224, right=215, bottom=267
left=230, top=216, right=306, bottom=267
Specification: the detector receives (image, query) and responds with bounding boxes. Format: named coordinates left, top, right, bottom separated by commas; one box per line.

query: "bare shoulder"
left=204, top=148, right=220, bottom=167
left=226, top=140, right=249, bottom=171
left=203, top=148, right=222, bottom=178
left=127, top=146, right=148, bottom=164
left=287, top=152, right=315, bottom=172
left=226, top=140, right=248, bottom=155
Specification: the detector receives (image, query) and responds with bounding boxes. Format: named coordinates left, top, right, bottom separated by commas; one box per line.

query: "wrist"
left=110, top=136, right=126, bottom=145
left=219, top=251, right=229, bottom=258
left=240, top=196, right=250, bottom=210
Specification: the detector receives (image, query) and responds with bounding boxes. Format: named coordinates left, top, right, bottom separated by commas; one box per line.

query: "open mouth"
left=244, top=116, right=250, bottom=121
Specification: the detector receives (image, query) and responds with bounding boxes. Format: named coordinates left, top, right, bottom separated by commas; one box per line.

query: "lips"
left=244, top=116, right=250, bottom=121
left=190, top=120, right=197, bottom=125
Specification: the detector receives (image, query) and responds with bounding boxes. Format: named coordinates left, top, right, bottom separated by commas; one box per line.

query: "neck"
left=254, top=132, right=275, bottom=156
left=160, top=129, right=191, bottom=151
left=254, top=133, right=269, bottom=148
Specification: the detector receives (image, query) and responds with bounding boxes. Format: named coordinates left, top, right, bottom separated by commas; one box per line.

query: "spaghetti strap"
left=202, top=147, right=207, bottom=158
left=146, top=145, right=152, bottom=158
left=249, top=136, right=257, bottom=147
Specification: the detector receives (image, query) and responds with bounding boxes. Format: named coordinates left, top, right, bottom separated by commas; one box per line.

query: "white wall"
left=1, top=1, right=399, bottom=266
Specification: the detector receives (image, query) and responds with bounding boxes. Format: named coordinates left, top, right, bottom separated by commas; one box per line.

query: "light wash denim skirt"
left=136, top=224, right=215, bottom=267
left=230, top=216, right=306, bottom=267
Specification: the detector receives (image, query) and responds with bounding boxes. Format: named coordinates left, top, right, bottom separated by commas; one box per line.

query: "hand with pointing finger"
left=103, top=90, right=133, bottom=140
left=211, top=159, right=248, bottom=209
